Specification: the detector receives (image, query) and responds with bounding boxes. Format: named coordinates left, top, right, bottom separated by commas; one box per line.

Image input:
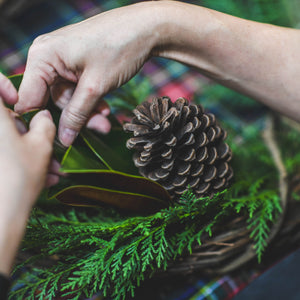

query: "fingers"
left=14, top=118, right=28, bottom=135
left=50, top=81, right=75, bottom=110
left=26, top=110, right=56, bottom=161
left=86, top=101, right=111, bottom=133
left=29, top=109, right=55, bottom=137
left=48, top=158, right=66, bottom=176
left=14, top=37, right=58, bottom=114
left=58, top=71, right=105, bottom=146
left=45, top=159, right=65, bottom=188
left=0, top=100, right=17, bottom=135
left=45, top=174, right=60, bottom=188
left=0, top=73, right=18, bottom=105
left=95, top=100, right=110, bottom=116
left=14, top=66, right=50, bottom=114
left=0, top=102, right=27, bottom=138
left=86, top=114, right=111, bottom=133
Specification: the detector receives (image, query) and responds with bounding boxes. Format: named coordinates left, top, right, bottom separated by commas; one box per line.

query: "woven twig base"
left=163, top=115, right=291, bottom=275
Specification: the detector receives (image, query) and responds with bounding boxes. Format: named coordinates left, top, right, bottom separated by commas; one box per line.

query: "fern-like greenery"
left=9, top=189, right=277, bottom=299
left=10, top=114, right=300, bottom=299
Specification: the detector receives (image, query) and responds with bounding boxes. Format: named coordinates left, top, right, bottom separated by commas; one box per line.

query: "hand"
left=0, top=75, right=56, bottom=275
left=15, top=2, right=161, bottom=147
left=0, top=72, right=18, bottom=105
left=15, top=0, right=300, bottom=140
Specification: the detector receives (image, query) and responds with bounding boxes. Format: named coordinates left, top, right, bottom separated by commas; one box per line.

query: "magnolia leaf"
left=5, top=74, right=22, bottom=110
left=53, top=186, right=166, bottom=214
left=9, top=73, right=172, bottom=214
left=57, top=138, right=172, bottom=213
left=19, top=109, right=39, bottom=125
left=60, top=136, right=107, bottom=171
left=80, top=125, right=138, bottom=174
left=9, top=73, right=22, bottom=89
left=49, top=170, right=171, bottom=214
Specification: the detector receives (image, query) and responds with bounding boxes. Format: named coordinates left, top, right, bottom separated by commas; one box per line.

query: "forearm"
left=152, top=1, right=300, bottom=121
left=0, top=212, right=28, bottom=276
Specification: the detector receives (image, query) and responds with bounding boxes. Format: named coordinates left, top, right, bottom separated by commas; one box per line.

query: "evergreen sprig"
left=10, top=114, right=300, bottom=300
left=10, top=191, right=226, bottom=300
left=9, top=117, right=300, bottom=300
left=10, top=181, right=282, bottom=299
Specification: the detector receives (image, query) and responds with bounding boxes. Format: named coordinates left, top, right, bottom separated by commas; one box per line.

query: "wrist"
left=150, top=1, right=236, bottom=80
left=151, top=2, right=214, bottom=61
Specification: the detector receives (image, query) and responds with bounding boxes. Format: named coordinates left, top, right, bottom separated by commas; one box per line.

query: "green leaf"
left=9, top=73, right=172, bottom=214
left=8, top=73, right=23, bottom=90
left=49, top=170, right=171, bottom=214
left=80, top=116, right=138, bottom=175
left=60, top=137, right=107, bottom=171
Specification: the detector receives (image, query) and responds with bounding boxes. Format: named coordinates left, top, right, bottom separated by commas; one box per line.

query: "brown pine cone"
left=123, top=96, right=233, bottom=201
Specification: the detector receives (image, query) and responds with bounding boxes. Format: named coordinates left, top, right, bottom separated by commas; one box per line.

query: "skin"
left=0, top=75, right=56, bottom=276
left=14, top=1, right=300, bottom=148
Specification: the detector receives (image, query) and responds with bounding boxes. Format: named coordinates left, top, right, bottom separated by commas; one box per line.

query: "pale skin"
left=0, top=74, right=56, bottom=276
left=14, top=1, right=300, bottom=148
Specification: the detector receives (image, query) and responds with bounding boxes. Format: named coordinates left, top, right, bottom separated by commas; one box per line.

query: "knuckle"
left=84, top=83, right=101, bottom=100
left=64, top=107, right=89, bottom=128
left=32, top=34, right=48, bottom=44
left=29, top=34, right=54, bottom=57
left=30, top=35, right=48, bottom=51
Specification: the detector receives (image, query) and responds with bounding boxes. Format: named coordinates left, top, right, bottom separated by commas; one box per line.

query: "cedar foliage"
left=9, top=115, right=300, bottom=300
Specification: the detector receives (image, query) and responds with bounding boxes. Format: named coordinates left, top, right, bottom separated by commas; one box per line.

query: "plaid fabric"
left=131, top=271, right=258, bottom=300
left=1, top=1, right=259, bottom=299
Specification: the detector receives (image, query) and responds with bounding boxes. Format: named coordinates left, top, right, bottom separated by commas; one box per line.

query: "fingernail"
left=15, top=118, right=28, bottom=134
left=40, top=109, right=53, bottom=120
left=60, top=128, right=78, bottom=147
left=101, top=107, right=110, bottom=117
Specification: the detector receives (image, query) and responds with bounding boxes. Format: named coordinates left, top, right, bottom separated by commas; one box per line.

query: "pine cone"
left=123, top=97, right=233, bottom=201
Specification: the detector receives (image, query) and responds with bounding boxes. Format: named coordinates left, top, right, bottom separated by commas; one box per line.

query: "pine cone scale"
left=207, top=147, right=218, bottom=165
left=196, top=147, right=208, bottom=163
left=191, top=164, right=204, bottom=177
left=177, top=162, right=191, bottom=175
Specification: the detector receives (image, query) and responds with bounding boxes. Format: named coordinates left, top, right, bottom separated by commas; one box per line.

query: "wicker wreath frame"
left=163, top=115, right=295, bottom=276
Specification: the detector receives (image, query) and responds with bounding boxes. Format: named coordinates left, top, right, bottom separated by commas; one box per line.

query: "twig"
left=281, top=116, right=300, bottom=133
left=164, top=114, right=289, bottom=276
left=211, top=114, right=288, bottom=274
left=262, top=114, right=288, bottom=242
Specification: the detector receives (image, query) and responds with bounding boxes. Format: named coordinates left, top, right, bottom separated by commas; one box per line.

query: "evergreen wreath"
left=7, top=75, right=300, bottom=300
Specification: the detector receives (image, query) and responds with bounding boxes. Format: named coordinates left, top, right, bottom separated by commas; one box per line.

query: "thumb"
left=14, top=55, right=50, bottom=114
left=0, top=73, right=18, bottom=105
left=27, top=110, right=56, bottom=159
left=58, top=72, right=105, bottom=147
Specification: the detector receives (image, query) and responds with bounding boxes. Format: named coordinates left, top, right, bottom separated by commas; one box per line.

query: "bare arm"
left=154, top=1, right=300, bottom=121
left=15, top=1, right=300, bottom=147
left=0, top=75, right=55, bottom=276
